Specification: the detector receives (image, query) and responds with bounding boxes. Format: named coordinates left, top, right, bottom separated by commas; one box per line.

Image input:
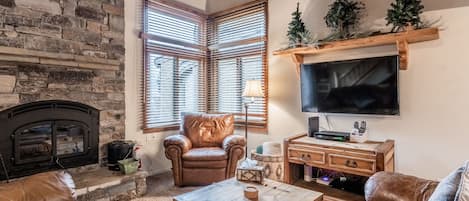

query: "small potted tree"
left=386, top=0, right=425, bottom=32
left=287, top=2, right=311, bottom=47
left=324, top=0, right=365, bottom=40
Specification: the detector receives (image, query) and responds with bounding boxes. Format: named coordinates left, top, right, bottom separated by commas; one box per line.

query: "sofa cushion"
left=365, top=172, right=438, bottom=201
left=456, top=161, right=469, bottom=201
left=429, top=163, right=466, bottom=201
left=182, top=113, right=234, bottom=148
left=182, top=147, right=228, bottom=161
left=0, top=171, right=75, bottom=201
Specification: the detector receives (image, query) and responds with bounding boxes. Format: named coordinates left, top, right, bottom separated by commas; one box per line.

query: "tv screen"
left=301, top=55, right=399, bottom=115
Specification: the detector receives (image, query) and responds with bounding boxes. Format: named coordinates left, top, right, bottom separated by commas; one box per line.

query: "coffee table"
left=173, top=178, right=323, bottom=201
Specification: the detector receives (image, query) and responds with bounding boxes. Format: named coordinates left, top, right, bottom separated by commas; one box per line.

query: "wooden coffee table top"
left=173, top=178, right=323, bottom=201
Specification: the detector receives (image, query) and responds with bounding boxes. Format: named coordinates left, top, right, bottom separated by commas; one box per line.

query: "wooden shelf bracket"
left=396, top=39, right=409, bottom=70
left=291, top=54, right=304, bottom=77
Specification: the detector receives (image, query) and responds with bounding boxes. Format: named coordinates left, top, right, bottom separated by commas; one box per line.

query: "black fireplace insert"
left=0, top=100, right=99, bottom=180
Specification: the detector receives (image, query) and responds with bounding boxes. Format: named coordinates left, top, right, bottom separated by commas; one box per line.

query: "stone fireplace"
left=0, top=0, right=125, bottom=180
left=0, top=100, right=99, bottom=180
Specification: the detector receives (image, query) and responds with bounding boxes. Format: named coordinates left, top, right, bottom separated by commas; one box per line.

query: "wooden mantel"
left=273, top=28, right=440, bottom=76
left=0, top=46, right=121, bottom=71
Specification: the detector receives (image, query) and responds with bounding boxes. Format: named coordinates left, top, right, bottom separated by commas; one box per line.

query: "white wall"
left=125, top=0, right=172, bottom=175
left=263, top=0, right=469, bottom=180
left=125, top=0, right=469, bottom=179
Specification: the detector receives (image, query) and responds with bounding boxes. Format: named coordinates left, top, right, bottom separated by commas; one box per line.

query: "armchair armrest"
left=223, top=135, right=246, bottom=178
left=164, top=134, right=192, bottom=154
left=222, top=135, right=246, bottom=152
left=163, top=134, right=191, bottom=187
left=365, top=172, right=438, bottom=201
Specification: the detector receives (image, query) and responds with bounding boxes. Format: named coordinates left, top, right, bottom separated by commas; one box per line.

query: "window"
left=142, top=0, right=206, bottom=132
left=208, top=1, right=268, bottom=129
left=142, top=0, right=268, bottom=132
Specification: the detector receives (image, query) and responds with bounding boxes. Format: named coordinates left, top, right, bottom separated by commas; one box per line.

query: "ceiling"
left=175, top=0, right=469, bottom=15
left=205, top=0, right=254, bottom=14
left=174, top=0, right=255, bottom=14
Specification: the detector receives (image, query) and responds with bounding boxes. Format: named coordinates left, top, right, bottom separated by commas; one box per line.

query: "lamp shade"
left=242, top=80, right=264, bottom=97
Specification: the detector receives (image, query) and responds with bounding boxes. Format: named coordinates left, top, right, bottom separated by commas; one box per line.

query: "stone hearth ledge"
left=71, top=168, right=148, bottom=201
left=0, top=46, right=121, bottom=71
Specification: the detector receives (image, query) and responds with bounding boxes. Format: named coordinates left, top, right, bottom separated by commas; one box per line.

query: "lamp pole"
left=244, top=102, right=249, bottom=159
left=242, top=80, right=264, bottom=161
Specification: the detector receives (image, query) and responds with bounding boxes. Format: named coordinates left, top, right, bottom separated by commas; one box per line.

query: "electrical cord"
left=0, top=153, right=10, bottom=183
left=55, top=157, right=65, bottom=169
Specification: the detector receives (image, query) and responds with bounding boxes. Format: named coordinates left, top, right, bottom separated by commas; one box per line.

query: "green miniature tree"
left=287, top=2, right=311, bottom=47
left=386, top=0, right=425, bottom=32
left=324, top=0, right=365, bottom=39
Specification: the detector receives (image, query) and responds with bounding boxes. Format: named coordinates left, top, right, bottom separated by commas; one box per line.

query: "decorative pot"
left=250, top=150, right=284, bottom=182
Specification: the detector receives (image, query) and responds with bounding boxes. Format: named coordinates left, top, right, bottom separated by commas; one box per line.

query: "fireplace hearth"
left=0, top=100, right=99, bottom=180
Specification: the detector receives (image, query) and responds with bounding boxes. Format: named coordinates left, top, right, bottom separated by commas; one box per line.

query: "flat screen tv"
left=301, top=55, right=399, bottom=115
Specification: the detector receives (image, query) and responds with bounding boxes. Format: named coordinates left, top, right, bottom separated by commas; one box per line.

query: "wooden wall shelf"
left=273, top=28, right=440, bottom=76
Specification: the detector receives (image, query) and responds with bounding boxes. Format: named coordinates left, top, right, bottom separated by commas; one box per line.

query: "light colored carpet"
left=132, top=172, right=200, bottom=201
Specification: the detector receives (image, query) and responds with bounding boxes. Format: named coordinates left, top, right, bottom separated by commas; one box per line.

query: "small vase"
left=404, top=24, right=415, bottom=32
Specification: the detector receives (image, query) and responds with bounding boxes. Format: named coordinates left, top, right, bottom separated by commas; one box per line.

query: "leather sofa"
left=0, top=171, right=75, bottom=201
left=365, top=171, right=439, bottom=201
left=164, top=113, right=246, bottom=186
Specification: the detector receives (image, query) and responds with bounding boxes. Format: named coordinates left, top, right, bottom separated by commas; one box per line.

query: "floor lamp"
left=242, top=80, right=264, bottom=160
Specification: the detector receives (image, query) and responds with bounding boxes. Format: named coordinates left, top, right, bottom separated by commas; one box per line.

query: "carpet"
left=132, top=171, right=199, bottom=201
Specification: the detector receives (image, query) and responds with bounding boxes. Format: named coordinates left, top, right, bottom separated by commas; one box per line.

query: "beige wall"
left=125, top=0, right=469, bottom=179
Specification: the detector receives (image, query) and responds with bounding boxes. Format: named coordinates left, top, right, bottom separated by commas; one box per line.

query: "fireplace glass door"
left=55, top=121, right=87, bottom=157
left=15, top=122, right=53, bottom=165
left=14, top=120, right=88, bottom=165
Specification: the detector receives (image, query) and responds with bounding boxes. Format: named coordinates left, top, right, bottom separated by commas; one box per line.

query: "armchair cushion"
left=183, top=160, right=227, bottom=168
left=182, top=147, right=228, bottom=161
left=164, top=134, right=192, bottom=153
left=223, top=135, right=247, bottom=152
left=182, top=113, right=234, bottom=148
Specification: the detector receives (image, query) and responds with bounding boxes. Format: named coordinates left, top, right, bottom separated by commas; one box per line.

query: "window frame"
left=207, top=0, right=269, bottom=132
left=142, top=0, right=207, bottom=133
left=141, top=0, right=268, bottom=133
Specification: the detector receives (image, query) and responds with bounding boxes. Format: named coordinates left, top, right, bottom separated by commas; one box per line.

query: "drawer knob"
left=345, top=160, right=358, bottom=168
left=301, top=154, right=311, bottom=161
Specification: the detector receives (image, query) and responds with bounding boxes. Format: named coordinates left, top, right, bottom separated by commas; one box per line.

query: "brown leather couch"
left=365, top=171, right=439, bottom=201
left=0, top=171, right=75, bottom=201
left=164, top=113, right=246, bottom=186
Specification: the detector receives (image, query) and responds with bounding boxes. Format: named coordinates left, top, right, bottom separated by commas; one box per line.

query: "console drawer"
left=328, top=154, right=376, bottom=175
left=288, top=148, right=326, bottom=165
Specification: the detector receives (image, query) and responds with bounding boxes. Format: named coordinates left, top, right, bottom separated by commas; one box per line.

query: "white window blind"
left=208, top=1, right=268, bottom=129
left=142, top=0, right=206, bottom=131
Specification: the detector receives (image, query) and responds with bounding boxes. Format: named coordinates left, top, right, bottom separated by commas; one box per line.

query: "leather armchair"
left=365, top=172, right=439, bottom=201
left=164, top=113, right=246, bottom=186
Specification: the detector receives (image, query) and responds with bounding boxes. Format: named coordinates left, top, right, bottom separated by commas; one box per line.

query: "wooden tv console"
left=283, top=134, right=395, bottom=200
